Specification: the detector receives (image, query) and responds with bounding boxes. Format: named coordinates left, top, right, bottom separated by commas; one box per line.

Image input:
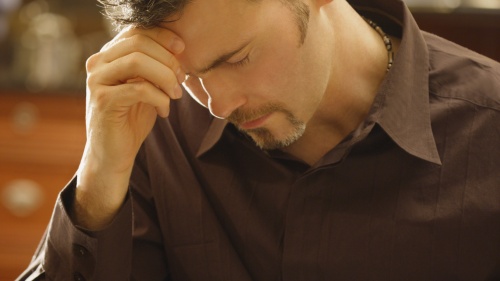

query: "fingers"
left=93, top=81, right=172, bottom=118
left=86, top=25, right=186, bottom=116
left=101, top=26, right=185, bottom=74
left=88, top=51, right=182, bottom=99
left=103, top=26, right=185, bottom=54
left=98, top=33, right=185, bottom=84
left=91, top=27, right=186, bottom=82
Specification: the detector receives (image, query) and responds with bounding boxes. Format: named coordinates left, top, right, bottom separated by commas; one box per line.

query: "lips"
left=239, top=113, right=272, bottom=130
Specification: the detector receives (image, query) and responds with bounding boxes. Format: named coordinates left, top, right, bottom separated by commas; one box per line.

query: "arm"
left=17, top=26, right=185, bottom=280
left=16, top=177, right=133, bottom=281
left=17, top=152, right=170, bottom=280
left=76, top=26, right=186, bottom=230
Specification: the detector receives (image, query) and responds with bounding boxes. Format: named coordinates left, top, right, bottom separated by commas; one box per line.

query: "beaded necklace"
left=362, top=17, right=394, bottom=72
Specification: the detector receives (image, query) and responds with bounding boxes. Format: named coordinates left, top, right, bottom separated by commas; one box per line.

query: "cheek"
left=244, top=47, right=303, bottom=99
left=249, top=42, right=328, bottom=123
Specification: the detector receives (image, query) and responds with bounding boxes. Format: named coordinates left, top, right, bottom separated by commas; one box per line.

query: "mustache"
left=227, top=103, right=287, bottom=125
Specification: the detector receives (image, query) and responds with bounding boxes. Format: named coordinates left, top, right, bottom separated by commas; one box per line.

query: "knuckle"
left=90, top=87, right=111, bottom=110
left=130, top=81, right=149, bottom=93
left=86, top=53, right=101, bottom=72
left=92, top=87, right=108, bottom=101
left=128, top=34, right=147, bottom=50
left=86, top=72, right=98, bottom=86
left=86, top=67, right=105, bottom=87
left=124, top=52, right=142, bottom=69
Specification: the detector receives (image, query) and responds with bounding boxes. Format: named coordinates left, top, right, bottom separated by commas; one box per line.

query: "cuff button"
left=72, top=244, right=88, bottom=257
left=74, top=272, right=86, bottom=281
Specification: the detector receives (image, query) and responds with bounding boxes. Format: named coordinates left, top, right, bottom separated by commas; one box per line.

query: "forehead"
left=161, top=0, right=262, bottom=71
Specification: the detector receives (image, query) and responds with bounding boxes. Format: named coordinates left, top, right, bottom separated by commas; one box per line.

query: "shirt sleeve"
left=17, top=145, right=170, bottom=281
left=16, top=177, right=133, bottom=281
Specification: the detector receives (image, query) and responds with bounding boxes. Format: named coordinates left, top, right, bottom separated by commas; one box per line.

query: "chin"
left=246, top=124, right=306, bottom=150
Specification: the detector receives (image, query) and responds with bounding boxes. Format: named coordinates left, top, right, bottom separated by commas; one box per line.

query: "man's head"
left=100, top=0, right=342, bottom=151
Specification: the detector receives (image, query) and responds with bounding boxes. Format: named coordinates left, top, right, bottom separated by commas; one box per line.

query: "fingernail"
left=176, top=68, right=186, bottom=84
left=169, top=37, right=185, bottom=54
left=174, top=84, right=183, bottom=99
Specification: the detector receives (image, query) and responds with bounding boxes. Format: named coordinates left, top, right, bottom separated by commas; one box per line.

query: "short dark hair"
left=98, top=0, right=190, bottom=28
left=99, top=0, right=309, bottom=43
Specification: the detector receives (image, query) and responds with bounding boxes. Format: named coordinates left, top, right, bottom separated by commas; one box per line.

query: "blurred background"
left=0, top=0, right=109, bottom=280
left=0, top=0, right=499, bottom=280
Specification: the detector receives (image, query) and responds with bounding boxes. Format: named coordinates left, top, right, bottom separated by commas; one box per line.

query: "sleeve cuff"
left=43, top=176, right=133, bottom=280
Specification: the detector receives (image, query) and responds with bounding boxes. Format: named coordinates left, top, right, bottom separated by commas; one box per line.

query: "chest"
left=147, top=133, right=500, bottom=281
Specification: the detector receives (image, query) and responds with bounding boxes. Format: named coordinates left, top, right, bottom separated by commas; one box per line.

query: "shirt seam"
left=429, top=90, right=500, bottom=113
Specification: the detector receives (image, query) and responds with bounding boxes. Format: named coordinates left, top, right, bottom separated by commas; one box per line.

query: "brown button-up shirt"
left=18, top=0, right=500, bottom=280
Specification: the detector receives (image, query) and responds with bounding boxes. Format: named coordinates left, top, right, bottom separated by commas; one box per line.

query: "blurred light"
left=19, top=0, right=49, bottom=24
left=404, top=0, right=500, bottom=10
left=464, top=0, right=500, bottom=9
left=0, top=0, right=21, bottom=11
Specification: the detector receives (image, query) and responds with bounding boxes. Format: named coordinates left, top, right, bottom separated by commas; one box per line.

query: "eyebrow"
left=193, top=39, right=252, bottom=76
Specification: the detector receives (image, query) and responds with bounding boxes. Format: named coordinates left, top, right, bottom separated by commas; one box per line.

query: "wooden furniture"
left=0, top=93, right=86, bottom=281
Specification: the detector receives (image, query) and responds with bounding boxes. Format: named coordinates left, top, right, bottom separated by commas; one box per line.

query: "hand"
left=74, top=26, right=186, bottom=230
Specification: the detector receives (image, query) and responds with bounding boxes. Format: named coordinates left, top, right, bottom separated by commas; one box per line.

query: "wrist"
left=74, top=147, right=133, bottom=230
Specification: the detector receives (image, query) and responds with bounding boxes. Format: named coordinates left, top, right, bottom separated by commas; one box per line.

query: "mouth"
left=239, top=113, right=272, bottom=130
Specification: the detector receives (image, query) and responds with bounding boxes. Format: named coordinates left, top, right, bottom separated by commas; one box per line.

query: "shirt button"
left=72, top=244, right=88, bottom=257
left=74, top=272, right=86, bottom=281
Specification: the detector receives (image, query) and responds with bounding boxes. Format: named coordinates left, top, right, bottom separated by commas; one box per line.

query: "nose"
left=188, top=77, right=247, bottom=119
left=208, top=86, right=246, bottom=119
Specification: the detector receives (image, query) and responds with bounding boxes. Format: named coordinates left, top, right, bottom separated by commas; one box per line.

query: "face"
left=164, top=0, right=333, bottom=150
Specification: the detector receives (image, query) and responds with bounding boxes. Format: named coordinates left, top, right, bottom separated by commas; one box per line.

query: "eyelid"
left=229, top=56, right=249, bottom=68
left=226, top=51, right=249, bottom=64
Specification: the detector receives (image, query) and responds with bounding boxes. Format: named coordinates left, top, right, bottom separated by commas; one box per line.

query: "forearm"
left=74, top=145, right=134, bottom=230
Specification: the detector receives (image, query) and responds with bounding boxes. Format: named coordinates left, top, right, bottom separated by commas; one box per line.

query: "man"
left=18, top=0, right=500, bottom=280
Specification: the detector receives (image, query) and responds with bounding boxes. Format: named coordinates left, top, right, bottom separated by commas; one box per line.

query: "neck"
left=283, top=1, right=400, bottom=165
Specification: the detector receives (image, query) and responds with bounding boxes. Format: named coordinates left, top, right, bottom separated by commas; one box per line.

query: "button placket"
left=73, top=244, right=88, bottom=257
left=71, top=243, right=94, bottom=280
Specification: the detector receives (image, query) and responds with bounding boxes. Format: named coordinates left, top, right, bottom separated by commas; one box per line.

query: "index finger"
left=103, top=25, right=185, bottom=55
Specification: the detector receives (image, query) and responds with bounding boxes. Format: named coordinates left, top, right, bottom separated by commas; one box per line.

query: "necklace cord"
left=362, top=17, right=394, bottom=72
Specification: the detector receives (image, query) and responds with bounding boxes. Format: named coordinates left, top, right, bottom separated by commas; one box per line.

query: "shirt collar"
left=197, top=0, right=441, bottom=165
left=353, top=0, right=441, bottom=165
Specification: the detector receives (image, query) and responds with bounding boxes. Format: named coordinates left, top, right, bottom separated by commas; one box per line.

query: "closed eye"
left=226, top=54, right=250, bottom=68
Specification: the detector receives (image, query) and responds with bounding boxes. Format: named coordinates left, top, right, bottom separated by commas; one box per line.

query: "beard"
left=227, top=103, right=306, bottom=150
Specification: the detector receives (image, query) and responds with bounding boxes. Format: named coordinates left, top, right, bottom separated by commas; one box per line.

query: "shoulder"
left=423, top=31, right=500, bottom=111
